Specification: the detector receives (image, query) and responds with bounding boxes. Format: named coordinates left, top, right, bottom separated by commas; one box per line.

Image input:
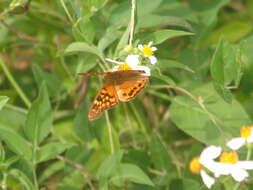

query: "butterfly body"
left=79, top=70, right=148, bottom=120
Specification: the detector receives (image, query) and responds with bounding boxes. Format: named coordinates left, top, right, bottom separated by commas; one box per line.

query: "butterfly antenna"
left=105, top=58, right=123, bottom=65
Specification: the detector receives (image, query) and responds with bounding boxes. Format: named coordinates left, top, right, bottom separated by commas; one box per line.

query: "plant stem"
left=105, top=111, right=115, bottom=154
left=128, top=0, right=136, bottom=46
left=59, top=0, right=74, bottom=24
left=2, top=172, right=7, bottom=190
left=32, top=166, right=39, bottom=190
left=233, top=182, right=240, bottom=190
left=0, top=58, right=31, bottom=108
left=246, top=144, right=252, bottom=160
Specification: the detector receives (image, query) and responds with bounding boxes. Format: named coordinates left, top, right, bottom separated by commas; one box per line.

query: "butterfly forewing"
left=88, top=83, right=118, bottom=120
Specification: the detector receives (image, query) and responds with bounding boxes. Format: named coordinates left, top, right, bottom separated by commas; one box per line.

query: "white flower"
left=227, top=126, right=253, bottom=150
left=125, top=54, right=140, bottom=67
left=189, top=157, right=215, bottom=189
left=138, top=41, right=157, bottom=65
left=199, top=146, right=253, bottom=182
left=105, top=55, right=150, bottom=76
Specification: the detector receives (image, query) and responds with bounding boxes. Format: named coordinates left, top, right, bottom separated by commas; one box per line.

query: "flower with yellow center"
left=227, top=125, right=253, bottom=150
left=138, top=42, right=157, bottom=65
left=219, top=151, right=238, bottom=164
left=200, top=146, right=253, bottom=182
left=189, top=157, right=215, bottom=189
left=189, top=157, right=203, bottom=174
left=105, top=54, right=151, bottom=76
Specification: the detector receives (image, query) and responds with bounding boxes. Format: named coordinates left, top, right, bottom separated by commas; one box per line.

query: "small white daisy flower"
left=227, top=126, right=253, bottom=150
left=105, top=54, right=150, bottom=76
left=189, top=157, right=215, bottom=189
left=200, top=146, right=253, bottom=182
left=138, top=41, right=157, bottom=65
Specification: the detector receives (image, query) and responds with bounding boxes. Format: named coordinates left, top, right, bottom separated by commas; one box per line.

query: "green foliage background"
left=0, top=0, right=253, bottom=189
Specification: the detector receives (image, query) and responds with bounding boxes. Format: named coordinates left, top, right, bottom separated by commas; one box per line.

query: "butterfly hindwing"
left=88, top=83, right=119, bottom=120
left=115, top=77, right=148, bottom=102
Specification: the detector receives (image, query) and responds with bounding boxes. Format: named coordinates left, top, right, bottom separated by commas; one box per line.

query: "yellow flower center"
left=141, top=45, right=153, bottom=56
left=118, top=63, right=132, bottom=71
left=189, top=157, right=203, bottom=174
left=219, top=151, right=238, bottom=164
left=240, top=126, right=253, bottom=138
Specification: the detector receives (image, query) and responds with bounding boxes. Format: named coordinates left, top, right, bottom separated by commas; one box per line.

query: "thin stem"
left=59, top=0, right=74, bottom=24
left=0, top=58, right=31, bottom=108
left=32, top=167, right=39, bottom=190
left=123, top=103, right=137, bottom=146
left=128, top=0, right=136, bottom=46
left=32, top=129, right=39, bottom=190
left=2, top=172, right=7, bottom=190
left=233, top=182, right=240, bottom=190
left=246, top=144, right=252, bottom=160
left=105, top=111, right=115, bottom=154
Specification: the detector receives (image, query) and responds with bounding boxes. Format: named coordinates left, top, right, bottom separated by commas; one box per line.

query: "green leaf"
left=140, top=29, right=194, bottom=45
left=115, top=25, right=131, bottom=55
left=159, top=59, right=195, bottom=73
left=98, top=29, right=122, bottom=52
left=153, top=73, right=176, bottom=86
left=72, top=17, right=95, bottom=43
left=25, top=83, right=52, bottom=145
left=170, top=179, right=199, bottom=190
left=9, top=169, right=35, bottom=190
left=170, top=83, right=252, bottom=147
left=73, top=100, right=94, bottom=142
left=138, top=15, right=193, bottom=30
left=32, top=64, right=62, bottom=99
left=39, top=161, right=65, bottom=183
left=76, top=54, right=98, bottom=74
left=0, top=96, right=9, bottom=110
left=64, top=42, right=103, bottom=60
left=0, top=107, right=26, bottom=131
left=149, top=132, right=176, bottom=177
left=96, top=150, right=124, bottom=180
left=213, top=82, right=232, bottom=104
left=0, top=127, right=32, bottom=161
left=68, top=0, right=107, bottom=18
left=202, top=21, right=253, bottom=45
left=36, top=142, right=70, bottom=163
left=210, top=37, right=242, bottom=103
left=111, top=163, right=154, bottom=187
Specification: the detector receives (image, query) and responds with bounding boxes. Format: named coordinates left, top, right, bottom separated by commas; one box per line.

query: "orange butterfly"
left=79, top=70, right=149, bottom=120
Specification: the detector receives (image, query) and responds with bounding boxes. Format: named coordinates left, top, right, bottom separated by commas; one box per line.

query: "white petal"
left=151, top=47, right=157, bottom=51
left=148, top=41, right=153, bottom=46
left=247, top=129, right=253, bottom=142
left=125, top=54, right=140, bottom=67
left=200, top=170, right=215, bottom=189
left=200, top=146, right=222, bottom=163
left=231, top=167, right=248, bottom=182
left=212, top=163, right=232, bottom=177
left=138, top=44, right=143, bottom=50
left=149, top=56, right=157, bottom=65
left=227, top=137, right=245, bottom=150
left=112, top=65, right=119, bottom=71
left=133, top=66, right=150, bottom=76
left=236, top=161, right=253, bottom=170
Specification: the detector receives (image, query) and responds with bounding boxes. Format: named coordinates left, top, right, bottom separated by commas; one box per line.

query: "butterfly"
left=79, top=70, right=149, bottom=120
